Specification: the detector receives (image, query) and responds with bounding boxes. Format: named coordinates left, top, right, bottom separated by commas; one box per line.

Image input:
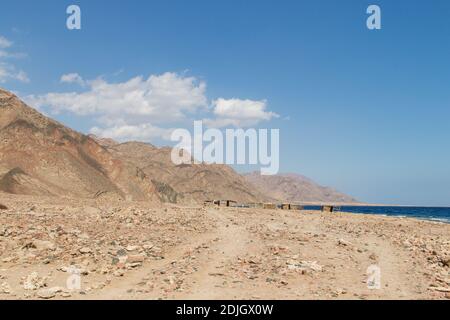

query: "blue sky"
left=1, top=0, right=450, bottom=206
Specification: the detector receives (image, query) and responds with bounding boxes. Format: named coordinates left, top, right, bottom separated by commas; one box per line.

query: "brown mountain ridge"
left=0, top=87, right=355, bottom=205
left=92, top=139, right=265, bottom=204
left=0, top=88, right=158, bottom=202
left=0, top=88, right=264, bottom=204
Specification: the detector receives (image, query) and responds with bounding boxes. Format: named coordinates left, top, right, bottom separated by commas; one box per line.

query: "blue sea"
left=302, top=206, right=450, bottom=224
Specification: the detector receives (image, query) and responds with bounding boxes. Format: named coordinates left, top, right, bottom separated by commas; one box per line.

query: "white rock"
left=338, top=239, right=353, bottom=247
left=36, top=287, right=62, bottom=299
left=79, top=247, right=92, bottom=254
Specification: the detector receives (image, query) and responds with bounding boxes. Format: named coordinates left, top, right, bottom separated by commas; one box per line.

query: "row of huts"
left=204, top=200, right=337, bottom=212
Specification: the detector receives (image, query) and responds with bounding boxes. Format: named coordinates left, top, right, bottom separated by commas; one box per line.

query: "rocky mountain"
left=0, top=87, right=354, bottom=205
left=0, top=88, right=159, bottom=202
left=244, top=172, right=357, bottom=204
left=94, top=139, right=265, bottom=204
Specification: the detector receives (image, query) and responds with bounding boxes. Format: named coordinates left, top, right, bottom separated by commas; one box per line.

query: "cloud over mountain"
left=24, top=72, right=279, bottom=142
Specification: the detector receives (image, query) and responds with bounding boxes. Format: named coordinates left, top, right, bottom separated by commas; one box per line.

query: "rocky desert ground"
left=0, top=193, right=448, bottom=300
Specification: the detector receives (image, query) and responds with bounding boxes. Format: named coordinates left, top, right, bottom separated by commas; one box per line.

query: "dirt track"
left=0, top=194, right=449, bottom=300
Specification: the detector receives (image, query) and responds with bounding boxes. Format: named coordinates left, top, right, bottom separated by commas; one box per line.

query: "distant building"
left=263, top=203, right=276, bottom=210
left=204, top=200, right=237, bottom=207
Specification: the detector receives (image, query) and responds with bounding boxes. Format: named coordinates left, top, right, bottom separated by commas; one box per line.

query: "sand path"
left=84, top=208, right=430, bottom=300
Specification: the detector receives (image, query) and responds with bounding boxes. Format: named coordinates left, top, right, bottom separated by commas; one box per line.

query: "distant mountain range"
left=244, top=172, right=358, bottom=204
left=0, top=87, right=356, bottom=205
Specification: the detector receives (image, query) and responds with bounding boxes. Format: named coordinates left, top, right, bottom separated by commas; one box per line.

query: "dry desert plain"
left=0, top=193, right=449, bottom=300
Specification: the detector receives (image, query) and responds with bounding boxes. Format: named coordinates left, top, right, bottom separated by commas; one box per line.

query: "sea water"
left=303, top=206, right=450, bottom=224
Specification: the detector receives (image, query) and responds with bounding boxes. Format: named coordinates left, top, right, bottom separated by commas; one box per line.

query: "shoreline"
left=325, top=210, right=450, bottom=225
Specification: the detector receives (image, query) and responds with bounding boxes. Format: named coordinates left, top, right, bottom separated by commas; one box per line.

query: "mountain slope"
left=96, top=140, right=266, bottom=204
left=0, top=87, right=352, bottom=205
left=0, top=88, right=159, bottom=202
left=244, top=172, right=357, bottom=204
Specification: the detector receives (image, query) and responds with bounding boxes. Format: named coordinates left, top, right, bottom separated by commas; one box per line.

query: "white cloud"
left=27, top=72, right=207, bottom=122
left=0, top=35, right=28, bottom=83
left=0, top=36, right=12, bottom=49
left=90, top=124, right=174, bottom=142
left=60, top=73, right=86, bottom=86
left=25, top=72, right=280, bottom=142
left=204, top=98, right=279, bottom=128
left=0, top=62, right=29, bottom=83
left=0, top=51, right=10, bottom=58
left=25, top=72, right=208, bottom=141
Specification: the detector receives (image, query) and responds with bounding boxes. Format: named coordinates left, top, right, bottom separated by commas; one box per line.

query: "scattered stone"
left=440, top=258, right=450, bottom=267
left=287, top=260, right=323, bottom=272
left=116, top=249, right=128, bottom=256
left=338, top=239, right=352, bottom=247
left=2, top=257, right=14, bottom=263
left=113, top=270, right=124, bottom=277
left=332, top=290, right=342, bottom=297
left=36, top=287, right=63, bottom=299
left=79, top=247, right=92, bottom=254
left=431, top=287, right=450, bottom=293
left=369, top=253, right=378, bottom=261
left=0, top=204, right=8, bottom=210
left=128, top=254, right=145, bottom=263
left=126, top=262, right=142, bottom=269
left=143, top=244, right=154, bottom=250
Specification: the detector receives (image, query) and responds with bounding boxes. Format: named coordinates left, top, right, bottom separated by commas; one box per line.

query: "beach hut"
left=204, top=200, right=215, bottom=207
left=290, top=204, right=303, bottom=211
left=322, top=205, right=334, bottom=213
left=225, top=200, right=237, bottom=207
left=263, top=203, right=277, bottom=210
left=213, top=200, right=237, bottom=207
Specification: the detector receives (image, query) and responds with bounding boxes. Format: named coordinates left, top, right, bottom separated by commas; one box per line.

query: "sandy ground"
left=0, top=193, right=449, bottom=300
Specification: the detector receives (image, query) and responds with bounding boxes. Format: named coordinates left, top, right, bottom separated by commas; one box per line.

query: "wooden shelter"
left=263, top=203, right=276, bottom=210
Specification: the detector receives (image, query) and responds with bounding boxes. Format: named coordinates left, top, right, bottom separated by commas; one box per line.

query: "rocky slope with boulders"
left=96, top=140, right=266, bottom=204
left=0, top=88, right=159, bottom=202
